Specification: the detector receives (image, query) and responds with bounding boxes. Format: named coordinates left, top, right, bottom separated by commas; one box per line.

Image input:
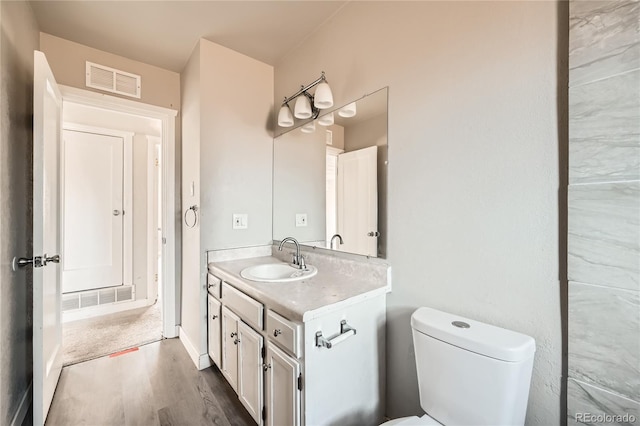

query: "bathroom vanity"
left=206, top=249, right=390, bottom=426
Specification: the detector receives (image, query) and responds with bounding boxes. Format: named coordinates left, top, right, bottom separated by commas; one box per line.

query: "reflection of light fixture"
left=338, top=102, right=357, bottom=118
left=301, top=120, right=316, bottom=133
left=277, top=72, right=333, bottom=127
left=277, top=104, right=294, bottom=127
left=318, top=112, right=334, bottom=126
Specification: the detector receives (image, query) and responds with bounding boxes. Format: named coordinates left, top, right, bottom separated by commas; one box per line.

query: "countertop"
left=208, top=255, right=390, bottom=322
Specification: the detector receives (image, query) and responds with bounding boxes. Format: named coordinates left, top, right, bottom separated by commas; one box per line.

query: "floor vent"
left=62, top=285, right=135, bottom=312
left=86, top=61, right=141, bottom=99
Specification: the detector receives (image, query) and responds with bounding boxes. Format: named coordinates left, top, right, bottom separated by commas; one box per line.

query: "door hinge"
left=262, top=406, right=266, bottom=421
left=155, top=273, right=158, bottom=282
left=261, top=346, right=265, bottom=359
left=297, top=373, right=303, bottom=391
left=162, top=237, right=167, bottom=244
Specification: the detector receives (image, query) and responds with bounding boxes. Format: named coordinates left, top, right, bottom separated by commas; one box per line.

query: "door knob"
left=211, top=314, right=218, bottom=320
left=367, top=231, right=380, bottom=237
left=43, top=254, right=60, bottom=265
left=113, top=210, right=121, bottom=216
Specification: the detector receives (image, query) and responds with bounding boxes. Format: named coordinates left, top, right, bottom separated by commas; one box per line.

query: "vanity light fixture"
left=301, top=120, right=316, bottom=133
left=338, top=101, right=357, bottom=118
left=277, top=71, right=334, bottom=128
left=318, top=111, right=334, bottom=126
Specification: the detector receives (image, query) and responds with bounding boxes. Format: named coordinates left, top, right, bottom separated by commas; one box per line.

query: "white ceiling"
left=29, top=1, right=348, bottom=72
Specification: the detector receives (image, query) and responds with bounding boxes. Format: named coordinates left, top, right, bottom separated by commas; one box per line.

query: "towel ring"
left=184, top=205, right=198, bottom=228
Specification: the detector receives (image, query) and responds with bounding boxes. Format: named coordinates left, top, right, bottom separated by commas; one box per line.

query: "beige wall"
left=0, top=1, right=39, bottom=424
left=273, top=127, right=326, bottom=243
left=180, top=40, right=201, bottom=353
left=275, top=2, right=562, bottom=424
left=40, top=32, right=179, bottom=110
left=180, top=38, right=274, bottom=360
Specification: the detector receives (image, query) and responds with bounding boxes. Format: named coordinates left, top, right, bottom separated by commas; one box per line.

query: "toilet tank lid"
left=411, top=307, right=536, bottom=362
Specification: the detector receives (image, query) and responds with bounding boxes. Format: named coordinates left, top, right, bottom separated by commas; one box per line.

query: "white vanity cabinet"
left=207, top=294, right=221, bottom=368
left=265, top=342, right=301, bottom=426
left=207, top=263, right=387, bottom=426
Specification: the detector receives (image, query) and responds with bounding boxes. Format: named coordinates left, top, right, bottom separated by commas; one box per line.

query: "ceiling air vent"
left=86, top=61, right=141, bottom=99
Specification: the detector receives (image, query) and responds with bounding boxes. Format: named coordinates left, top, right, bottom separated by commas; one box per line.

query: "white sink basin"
left=240, top=262, right=317, bottom=283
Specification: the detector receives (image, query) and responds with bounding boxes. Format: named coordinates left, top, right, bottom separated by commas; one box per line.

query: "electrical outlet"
left=233, top=214, right=248, bottom=230
left=295, top=213, right=308, bottom=227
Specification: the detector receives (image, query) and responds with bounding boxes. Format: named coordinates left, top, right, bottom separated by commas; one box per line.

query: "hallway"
left=46, top=339, right=254, bottom=425
left=63, top=302, right=163, bottom=366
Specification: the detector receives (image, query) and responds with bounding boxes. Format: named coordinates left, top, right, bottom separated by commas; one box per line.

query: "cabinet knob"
left=233, top=338, right=240, bottom=345
left=273, top=329, right=282, bottom=337
left=230, top=332, right=237, bottom=338
left=263, top=363, right=271, bottom=371
left=211, top=315, right=218, bottom=320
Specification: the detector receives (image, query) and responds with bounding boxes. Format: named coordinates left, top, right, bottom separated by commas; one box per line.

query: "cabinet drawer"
left=222, top=282, right=263, bottom=331
left=207, top=273, right=221, bottom=299
left=266, top=309, right=301, bottom=358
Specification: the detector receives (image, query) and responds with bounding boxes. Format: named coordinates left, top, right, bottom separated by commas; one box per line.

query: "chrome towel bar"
left=315, top=320, right=357, bottom=349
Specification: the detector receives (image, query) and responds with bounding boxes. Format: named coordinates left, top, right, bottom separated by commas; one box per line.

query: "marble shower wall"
left=568, top=1, right=640, bottom=424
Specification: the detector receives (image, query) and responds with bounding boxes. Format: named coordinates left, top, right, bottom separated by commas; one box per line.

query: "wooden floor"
left=46, top=338, right=255, bottom=426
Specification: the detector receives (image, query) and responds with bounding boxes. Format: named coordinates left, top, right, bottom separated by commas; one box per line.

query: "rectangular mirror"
left=273, top=87, right=388, bottom=258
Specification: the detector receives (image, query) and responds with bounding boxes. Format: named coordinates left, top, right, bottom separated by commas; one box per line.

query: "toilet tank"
left=411, top=308, right=536, bottom=426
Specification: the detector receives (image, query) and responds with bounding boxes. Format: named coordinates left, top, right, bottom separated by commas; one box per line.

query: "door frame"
left=61, top=124, right=134, bottom=291
left=59, top=85, right=179, bottom=338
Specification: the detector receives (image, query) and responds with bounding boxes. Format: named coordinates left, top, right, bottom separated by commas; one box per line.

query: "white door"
left=33, top=50, right=64, bottom=426
left=61, top=130, right=124, bottom=292
left=238, top=322, right=264, bottom=425
left=207, top=294, right=221, bottom=368
left=337, top=146, right=378, bottom=257
left=265, top=343, right=301, bottom=426
left=221, top=306, right=239, bottom=392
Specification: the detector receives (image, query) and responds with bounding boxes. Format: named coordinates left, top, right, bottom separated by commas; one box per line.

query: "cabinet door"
left=238, top=321, right=264, bottom=425
left=265, top=343, right=301, bottom=426
left=207, top=295, right=221, bottom=368
left=221, top=306, right=239, bottom=393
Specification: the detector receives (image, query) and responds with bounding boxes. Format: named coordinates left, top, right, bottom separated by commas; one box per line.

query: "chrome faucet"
left=330, top=233, right=343, bottom=250
left=278, top=237, right=306, bottom=269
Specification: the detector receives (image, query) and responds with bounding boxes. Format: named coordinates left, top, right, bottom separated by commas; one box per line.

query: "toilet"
left=383, top=307, right=536, bottom=425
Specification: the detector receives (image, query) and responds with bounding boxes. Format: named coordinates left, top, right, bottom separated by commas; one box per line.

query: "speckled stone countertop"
left=208, top=252, right=390, bottom=323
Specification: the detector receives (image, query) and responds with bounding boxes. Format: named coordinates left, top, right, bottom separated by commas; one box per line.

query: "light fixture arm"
left=281, top=72, right=327, bottom=107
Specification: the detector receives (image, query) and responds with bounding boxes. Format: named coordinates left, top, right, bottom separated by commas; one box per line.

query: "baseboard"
left=10, top=381, right=32, bottom=426
left=178, top=327, right=212, bottom=371
left=198, top=352, right=212, bottom=370
left=63, top=297, right=155, bottom=323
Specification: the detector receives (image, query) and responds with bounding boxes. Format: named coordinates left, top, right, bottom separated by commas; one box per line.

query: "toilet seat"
left=381, top=414, right=442, bottom=425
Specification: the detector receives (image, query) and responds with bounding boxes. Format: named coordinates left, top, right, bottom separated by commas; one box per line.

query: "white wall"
left=0, top=1, right=39, bottom=424
left=275, top=2, right=562, bottom=423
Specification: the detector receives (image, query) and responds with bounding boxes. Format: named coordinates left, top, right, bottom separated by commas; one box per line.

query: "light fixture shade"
left=314, top=82, right=333, bottom=109
left=277, top=104, right=294, bottom=127
left=318, top=112, right=334, bottom=126
left=294, top=95, right=313, bottom=119
left=338, top=102, right=357, bottom=118
left=301, top=121, right=316, bottom=133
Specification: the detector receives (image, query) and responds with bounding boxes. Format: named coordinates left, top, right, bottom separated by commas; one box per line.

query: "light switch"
left=295, top=213, right=308, bottom=227
left=233, top=214, right=248, bottom=230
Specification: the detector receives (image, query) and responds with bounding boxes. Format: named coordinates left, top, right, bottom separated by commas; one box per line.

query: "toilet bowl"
left=382, top=307, right=536, bottom=425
